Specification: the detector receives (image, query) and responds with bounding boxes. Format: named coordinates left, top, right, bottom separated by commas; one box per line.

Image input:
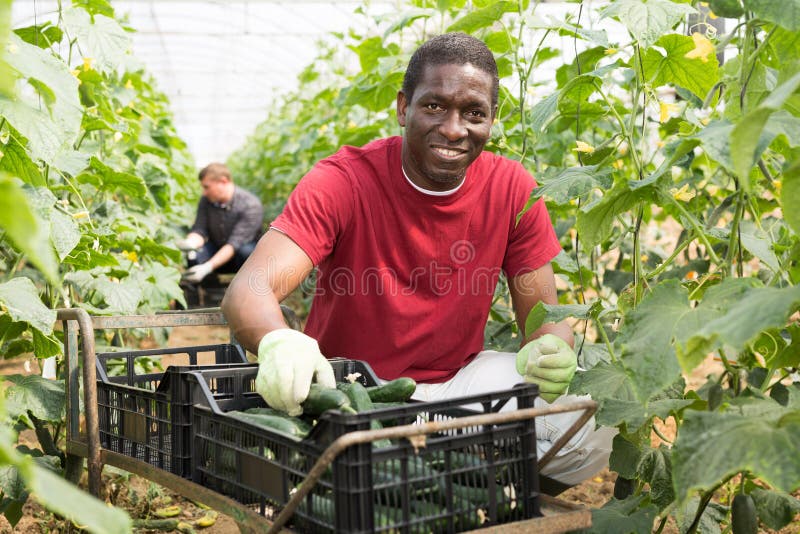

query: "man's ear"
left=397, top=91, right=408, bottom=127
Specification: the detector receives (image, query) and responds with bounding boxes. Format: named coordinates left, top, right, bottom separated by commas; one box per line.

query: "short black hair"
left=402, top=33, right=499, bottom=107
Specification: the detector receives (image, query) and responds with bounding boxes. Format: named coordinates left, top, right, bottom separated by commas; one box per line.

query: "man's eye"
left=425, top=103, right=442, bottom=110
left=468, top=110, right=486, bottom=118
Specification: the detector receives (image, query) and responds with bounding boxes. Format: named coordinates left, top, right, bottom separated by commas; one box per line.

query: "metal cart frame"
left=57, top=307, right=594, bottom=533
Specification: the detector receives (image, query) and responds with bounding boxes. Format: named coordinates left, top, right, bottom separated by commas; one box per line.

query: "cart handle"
left=267, top=399, right=597, bottom=534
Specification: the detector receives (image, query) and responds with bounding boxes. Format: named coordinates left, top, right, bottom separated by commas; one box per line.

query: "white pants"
left=408, top=350, right=616, bottom=486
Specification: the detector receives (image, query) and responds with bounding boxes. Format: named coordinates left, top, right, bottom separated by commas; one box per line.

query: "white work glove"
left=183, top=262, right=213, bottom=283
left=255, top=329, right=336, bottom=416
left=515, top=334, right=578, bottom=403
left=174, top=238, right=199, bottom=251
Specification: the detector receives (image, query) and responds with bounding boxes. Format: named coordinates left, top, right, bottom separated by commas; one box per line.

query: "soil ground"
left=1, top=324, right=798, bottom=533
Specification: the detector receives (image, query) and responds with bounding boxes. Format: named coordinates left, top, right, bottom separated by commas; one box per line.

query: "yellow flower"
left=659, top=101, right=679, bottom=123
left=656, top=140, right=665, bottom=148
left=72, top=210, right=90, bottom=220
left=122, top=250, right=139, bottom=263
left=347, top=120, right=357, bottom=129
left=774, top=180, right=782, bottom=192
left=700, top=117, right=710, bottom=125
left=0, top=149, right=4, bottom=159
left=618, top=143, right=628, bottom=156
left=317, top=124, right=329, bottom=134
left=708, top=10, right=718, bottom=19
left=670, top=184, right=696, bottom=202
left=113, top=131, right=123, bottom=142
left=125, top=79, right=134, bottom=90
left=612, top=159, right=624, bottom=170
left=604, top=48, right=617, bottom=56
left=685, top=270, right=698, bottom=281
left=640, top=254, right=648, bottom=263
left=685, top=33, right=714, bottom=63
left=82, top=57, right=94, bottom=71
left=574, top=141, right=595, bottom=154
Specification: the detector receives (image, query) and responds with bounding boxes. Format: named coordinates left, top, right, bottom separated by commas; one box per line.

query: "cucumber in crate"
left=186, top=357, right=541, bottom=533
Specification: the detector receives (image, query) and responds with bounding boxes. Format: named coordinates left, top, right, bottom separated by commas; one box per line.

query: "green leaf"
left=49, top=209, right=81, bottom=261
left=32, top=329, right=61, bottom=359
left=743, top=0, right=800, bottom=31
left=571, top=360, right=637, bottom=402
left=446, top=1, right=518, bottom=33
left=677, top=282, right=800, bottom=372
left=0, top=97, right=64, bottom=165
left=532, top=165, right=613, bottom=205
left=695, top=120, right=735, bottom=170
left=616, top=281, right=687, bottom=400
left=642, top=33, right=719, bottom=101
left=28, top=463, right=132, bottom=534
left=2, top=33, right=82, bottom=150
left=750, top=488, right=800, bottom=530
left=672, top=400, right=800, bottom=501
left=13, top=22, right=64, bottom=49
left=0, top=277, right=55, bottom=334
left=0, top=136, right=45, bottom=186
left=78, top=156, right=148, bottom=198
left=4, top=375, right=65, bottom=422
left=0, top=465, right=27, bottom=501
left=600, top=0, right=696, bottom=48
left=349, top=37, right=388, bottom=72
left=783, top=161, right=800, bottom=234
left=92, top=276, right=142, bottom=314
left=528, top=91, right=559, bottom=133
left=709, top=0, right=744, bottom=18
left=61, top=8, right=131, bottom=74
left=580, top=495, right=658, bottom=534
left=738, top=220, right=780, bottom=272
left=609, top=434, right=642, bottom=479
left=0, top=175, right=59, bottom=282
left=598, top=398, right=693, bottom=430
left=638, top=447, right=674, bottom=509
left=731, top=71, right=800, bottom=183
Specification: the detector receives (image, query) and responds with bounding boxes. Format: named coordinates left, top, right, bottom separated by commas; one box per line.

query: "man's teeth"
left=434, top=147, right=461, bottom=157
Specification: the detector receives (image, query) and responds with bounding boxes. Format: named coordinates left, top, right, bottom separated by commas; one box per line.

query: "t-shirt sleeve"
left=190, top=198, right=209, bottom=239
left=270, top=160, right=354, bottom=266
left=227, top=193, right=263, bottom=251
left=502, top=164, right=562, bottom=277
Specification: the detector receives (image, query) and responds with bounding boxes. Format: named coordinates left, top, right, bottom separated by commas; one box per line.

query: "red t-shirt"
left=271, top=136, right=561, bottom=382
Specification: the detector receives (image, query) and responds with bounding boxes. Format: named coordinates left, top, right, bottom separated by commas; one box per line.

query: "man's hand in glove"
left=516, top=334, right=577, bottom=403
left=183, top=262, right=213, bottom=283
left=255, top=329, right=336, bottom=416
left=174, top=238, right=199, bottom=251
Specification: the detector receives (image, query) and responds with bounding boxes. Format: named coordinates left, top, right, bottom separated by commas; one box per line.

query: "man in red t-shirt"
left=222, top=33, right=613, bottom=486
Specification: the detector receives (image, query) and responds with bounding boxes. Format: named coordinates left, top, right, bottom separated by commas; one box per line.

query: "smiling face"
left=397, top=62, right=496, bottom=192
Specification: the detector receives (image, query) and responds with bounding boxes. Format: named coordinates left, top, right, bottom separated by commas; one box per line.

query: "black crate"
left=187, top=359, right=541, bottom=533
left=95, top=343, right=248, bottom=477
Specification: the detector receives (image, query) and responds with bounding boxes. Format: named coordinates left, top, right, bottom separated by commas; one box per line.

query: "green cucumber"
left=337, top=382, right=392, bottom=447
left=228, top=411, right=311, bottom=438
left=307, top=493, right=400, bottom=531
left=449, top=481, right=517, bottom=521
left=301, top=384, right=355, bottom=416
left=731, top=493, right=758, bottom=534
left=373, top=457, right=441, bottom=500
left=366, top=377, right=417, bottom=403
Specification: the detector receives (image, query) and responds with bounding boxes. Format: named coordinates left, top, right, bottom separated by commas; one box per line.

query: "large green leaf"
left=750, top=488, right=800, bottom=530
left=532, top=165, right=613, bottom=205
left=784, top=161, right=800, bottom=234
left=731, top=71, right=800, bottom=184
left=576, top=178, right=661, bottom=252
left=677, top=282, right=800, bottom=372
left=4, top=375, right=65, bottom=422
left=738, top=220, right=780, bottom=272
left=0, top=137, right=45, bottom=186
left=0, top=97, right=63, bottom=165
left=642, top=33, right=719, bottom=101
left=600, top=0, right=696, bottom=48
left=446, top=1, right=517, bottom=33
left=580, top=494, right=659, bottom=534
left=0, top=277, right=55, bottom=334
left=672, top=400, right=800, bottom=501
left=3, top=33, right=81, bottom=141
left=0, top=175, right=59, bottom=282
left=28, top=461, right=132, bottom=533
left=61, top=7, right=131, bottom=74
left=571, top=360, right=637, bottom=402
left=616, top=281, right=688, bottom=400
left=609, top=434, right=642, bottom=479
left=78, top=156, right=148, bottom=198
left=598, top=398, right=693, bottom=431
left=744, top=0, right=800, bottom=30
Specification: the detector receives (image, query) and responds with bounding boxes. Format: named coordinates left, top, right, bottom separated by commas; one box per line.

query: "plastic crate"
left=95, top=343, right=248, bottom=477
left=186, top=359, right=541, bottom=533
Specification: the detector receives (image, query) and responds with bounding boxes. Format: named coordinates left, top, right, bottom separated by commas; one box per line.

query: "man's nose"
left=439, top=111, right=467, bottom=141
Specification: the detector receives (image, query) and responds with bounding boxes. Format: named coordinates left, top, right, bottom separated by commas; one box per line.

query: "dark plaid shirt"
left=190, top=186, right=263, bottom=251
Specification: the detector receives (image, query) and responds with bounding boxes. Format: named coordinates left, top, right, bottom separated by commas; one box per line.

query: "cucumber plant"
left=228, top=0, right=800, bottom=531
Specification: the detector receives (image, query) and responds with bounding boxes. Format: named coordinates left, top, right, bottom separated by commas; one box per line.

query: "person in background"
left=222, top=33, right=614, bottom=488
left=176, top=163, right=264, bottom=284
